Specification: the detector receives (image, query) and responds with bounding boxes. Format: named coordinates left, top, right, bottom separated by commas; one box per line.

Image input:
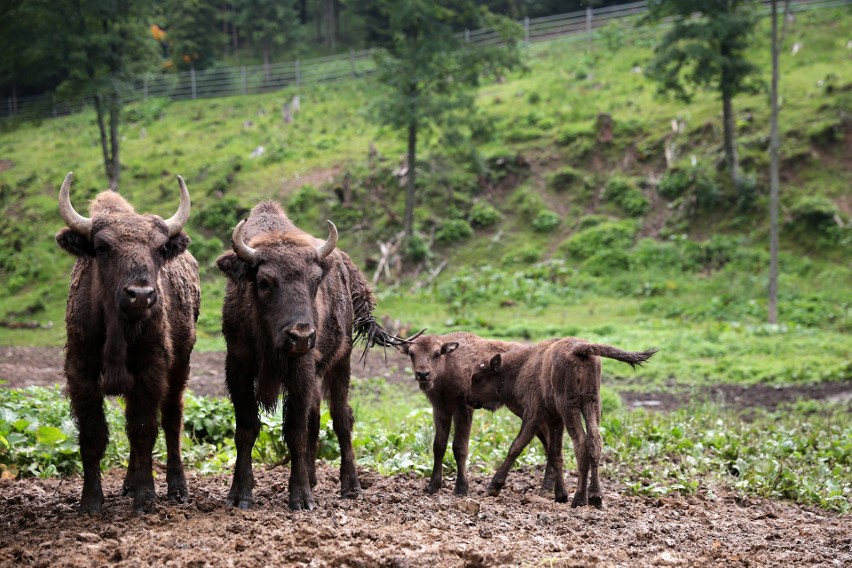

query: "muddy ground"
left=1, top=346, right=851, bottom=566
left=1, top=464, right=850, bottom=567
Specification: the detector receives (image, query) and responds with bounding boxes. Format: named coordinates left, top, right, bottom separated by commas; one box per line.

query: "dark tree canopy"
left=644, top=0, right=762, bottom=185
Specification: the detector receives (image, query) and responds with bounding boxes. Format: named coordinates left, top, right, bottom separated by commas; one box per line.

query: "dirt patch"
left=1, top=463, right=849, bottom=567
left=3, top=346, right=850, bottom=413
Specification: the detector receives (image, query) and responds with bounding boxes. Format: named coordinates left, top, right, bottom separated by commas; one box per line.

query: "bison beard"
left=55, top=172, right=200, bottom=515
left=217, top=201, right=403, bottom=511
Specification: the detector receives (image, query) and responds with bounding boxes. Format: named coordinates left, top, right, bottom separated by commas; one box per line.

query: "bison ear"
left=489, top=353, right=502, bottom=372
left=217, top=251, right=253, bottom=281
left=55, top=228, right=94, bottom=257
left=395, top=342, right=411, bottom=355
left=440, top=342, right=459, bottom=356
left=163, top=233, right=190, bottom=261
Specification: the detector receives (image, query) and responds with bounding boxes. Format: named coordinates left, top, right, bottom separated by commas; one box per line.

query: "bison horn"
left=403, top=328, right=427, bottom=343
left=231, top=219, right=259, bottom=263
left=163, top=175, right=191, bottom=237
left=58, top=172, right=93, bottom=235
left=316, top=220, right=337, bottom=260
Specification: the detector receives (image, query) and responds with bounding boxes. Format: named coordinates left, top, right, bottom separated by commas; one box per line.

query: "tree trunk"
left=108, top=97, right=120, bottom=191
left=404, top=121, right=417, bottom=239
left=768, top=0, right=782, bottom=324
left=93, top=95, right=112, bottom=188
left=722, top=92, right=738, bottom=186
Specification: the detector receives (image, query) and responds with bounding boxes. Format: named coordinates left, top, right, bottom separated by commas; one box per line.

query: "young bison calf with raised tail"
left=398, top=332, right=556, bottom=496
left=468, top=338, right=656, bottom=508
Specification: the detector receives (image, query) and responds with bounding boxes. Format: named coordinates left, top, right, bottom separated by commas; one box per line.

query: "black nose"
left=415, top=371, right=431, bottom=381
left=124, top=285, right=156, bottom=307
left=286, top=324, right=316, bottom=352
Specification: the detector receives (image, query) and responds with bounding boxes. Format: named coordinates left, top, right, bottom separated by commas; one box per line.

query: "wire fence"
left=2, top=0, right=848, bottom=120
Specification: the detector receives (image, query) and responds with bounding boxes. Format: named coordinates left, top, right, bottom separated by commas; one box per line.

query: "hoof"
left=486, top=482, right=502, bottom=497
left=426, top=483, right=441, bottom=495
left=289, top=489, right=316, bottom=511
left=340, top=484, right=361, bottom=500
left=589, top=495, right=603, bottom=509
left=555, top=492, right=568, bottom=504
left=78, top=497, right=104, bottom=516
left=453, top=485, right=469, bottom=497
left=132, top=489, right=156, bottom=514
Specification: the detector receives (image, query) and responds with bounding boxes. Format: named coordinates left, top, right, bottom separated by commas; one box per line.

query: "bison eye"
left=94, top=244, right=110, bottom=257
left=256, top=278, right=272, bottom=293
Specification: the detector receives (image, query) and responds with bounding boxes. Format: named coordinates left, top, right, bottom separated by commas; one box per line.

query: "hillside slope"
left=0, top=7, right=849, bottom=365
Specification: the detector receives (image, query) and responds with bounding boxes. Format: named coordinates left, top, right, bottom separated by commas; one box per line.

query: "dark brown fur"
left=399, top=332, right=557, bottom=496
left=217, top=201, right=397, bottom=511
left=56, top=192, right=200, bottom=515
left=468, top=338, right=656, bottom=507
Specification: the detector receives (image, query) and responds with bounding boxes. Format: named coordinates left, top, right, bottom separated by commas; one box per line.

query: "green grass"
left=2, top=382, right=849, bottom=513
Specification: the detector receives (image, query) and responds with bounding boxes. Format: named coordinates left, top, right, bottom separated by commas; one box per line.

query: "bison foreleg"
left=326, top=361, right=361, bottom=499
left=487, top=415, right=540, bottom=497
left=124, top=383, right=162, bottom=514
left=161, top=380, right=188, bottom=503
left=451, top=405, right=473, bottom=496
left=284, top=389, right=316, bottom=511
left=428, top=407, right=452, bottom=495
left=226, top=354, right=260, bottom=509
left=68, top=377, right=109, bottom=515
left=307, top=398, right=321, bottom=488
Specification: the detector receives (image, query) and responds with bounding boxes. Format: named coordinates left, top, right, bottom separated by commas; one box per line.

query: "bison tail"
left=353, top=313, right=409, bottom=364
left=573, top=343, right=658, bottom=369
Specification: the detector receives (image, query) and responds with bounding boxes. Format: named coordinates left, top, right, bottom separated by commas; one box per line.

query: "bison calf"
left=217, top=201, right=401, bottom=511
left=468, top=338, right=656, bottom=507
left=55, top=173, right=200, bottom=514
left=399, top=332, right=556, bottom=496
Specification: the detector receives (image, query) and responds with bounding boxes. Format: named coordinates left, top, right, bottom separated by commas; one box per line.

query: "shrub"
left=561, top=220, right=638, bottom=261
left=404, top=233, right=432, bottom=262
left=288, top=184, right=324, bottom=213
left=583, top=249, right=630, bottom=276
left=548, top=167, right=582, bottom=192
left=604, top=177, right=649, bottom=217
left=658, top=169, right=692, bottom=200
left=197, top=197, right=247, bottom=232
left=532, top=210, right=561, bottom=233
left=468, top=202, right=502, bottom=228
left=509, top=186, right=546, bottom=222
left=788, top=195, right=840, bottom=233
left=123, top=97, right=170, bottom=124
left=435, top=219, right=473, bottom=244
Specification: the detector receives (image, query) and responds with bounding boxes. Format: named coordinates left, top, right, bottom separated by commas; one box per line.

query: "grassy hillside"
left=0, top=7, right=849, bottom=389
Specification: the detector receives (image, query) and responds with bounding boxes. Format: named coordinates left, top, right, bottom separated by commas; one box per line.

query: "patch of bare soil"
left=3, top=346, right=850, bottom=413
left=1, top=463, right=849, bottom=567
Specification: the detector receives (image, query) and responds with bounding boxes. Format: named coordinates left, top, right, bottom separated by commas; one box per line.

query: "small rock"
left=455, top=498, right=481, bottom=516
left=76, top=532, right=101, bottom=543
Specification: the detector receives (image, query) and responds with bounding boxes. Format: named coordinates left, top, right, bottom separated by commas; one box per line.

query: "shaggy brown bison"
left=55, top=172, right=200, bottom=514
left=468, top=338, right=656, bottom=508
left=217, top=201, right=402, bottom=511
left=398, top=332, right=556, bottom=496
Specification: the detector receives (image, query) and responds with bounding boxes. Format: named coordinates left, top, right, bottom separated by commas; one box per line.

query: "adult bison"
left=55, top=172, right=200, bottom=515
left=468, top=338, right=656, bottom=508
left=217, top=201, right=401, bottom=511
left=398, top=332, right=556, bottom=497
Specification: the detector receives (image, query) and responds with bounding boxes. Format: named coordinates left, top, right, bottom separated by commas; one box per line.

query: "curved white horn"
left=231, top=219, right=259, bottom=263
left=163, top=175, right=191, bottom=237
left=316, top=220, right=337, bottom=260
left=58, top=172, right=93, bottom=235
